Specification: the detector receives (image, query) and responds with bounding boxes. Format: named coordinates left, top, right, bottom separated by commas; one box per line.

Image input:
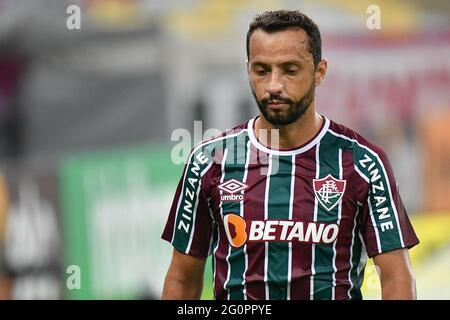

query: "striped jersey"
left=161, top=116, right=419, bottom=300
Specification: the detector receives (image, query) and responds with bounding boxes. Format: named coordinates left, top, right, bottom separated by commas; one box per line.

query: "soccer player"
left=161, top=10, right=419, bottom=300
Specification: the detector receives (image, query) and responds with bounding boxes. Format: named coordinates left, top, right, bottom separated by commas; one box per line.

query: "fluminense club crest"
left=313, top=174, right=346, bottom=211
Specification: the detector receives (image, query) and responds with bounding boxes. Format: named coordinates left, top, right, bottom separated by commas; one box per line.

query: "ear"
left=314, top=58, right=328, bottom=87
left=245, top=59, right=249, bottom=74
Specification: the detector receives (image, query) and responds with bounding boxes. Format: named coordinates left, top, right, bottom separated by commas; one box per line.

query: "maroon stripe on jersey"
left=213, top=218, right=231, bottom=299
left=289, top=147, right=315, bottom=300
left=207, top=147, right=228, bottom=299
left=334, top=150, right=356, bottom=299
left=243, top=144, right=268, bottom=300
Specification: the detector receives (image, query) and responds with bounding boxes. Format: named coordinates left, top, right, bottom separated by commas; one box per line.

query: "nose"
left=266, top=71, right=283, bottom=96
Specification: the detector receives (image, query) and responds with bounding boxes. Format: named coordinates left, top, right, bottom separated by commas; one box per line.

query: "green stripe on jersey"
left=222, top=132, right=249, bottom=300
left=313, top=135, right=342, bottom=300
left=266, top=155, right=294, bottom=300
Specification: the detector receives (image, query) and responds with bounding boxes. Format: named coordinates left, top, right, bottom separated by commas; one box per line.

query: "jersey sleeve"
left=161, top=146, right=214, bottom=259
left=356, top=146, right=419, bottom=258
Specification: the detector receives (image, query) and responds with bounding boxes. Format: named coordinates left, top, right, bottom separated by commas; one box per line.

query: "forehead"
left=249, top=28, right=312, bottom=64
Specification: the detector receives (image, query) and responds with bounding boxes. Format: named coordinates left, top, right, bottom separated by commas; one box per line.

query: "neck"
left=254, top=106, right=323, bottom=150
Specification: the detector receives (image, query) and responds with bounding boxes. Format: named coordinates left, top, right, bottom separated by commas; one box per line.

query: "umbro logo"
left=219, top=179, right=248, bottom=193
left=219, top=179, right=248, bottom=202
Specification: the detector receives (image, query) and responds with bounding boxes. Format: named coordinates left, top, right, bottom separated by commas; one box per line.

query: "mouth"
left=266, top=101, right=289, bottom=110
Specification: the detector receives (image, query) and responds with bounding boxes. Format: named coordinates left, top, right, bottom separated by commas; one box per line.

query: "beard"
left=251, top=81, right=315, bottom=126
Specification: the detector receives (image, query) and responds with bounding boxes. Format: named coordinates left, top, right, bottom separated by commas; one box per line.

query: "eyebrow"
left=280, top=61, right=302, bottom=67
left=251, top=60, right=303, bottom=68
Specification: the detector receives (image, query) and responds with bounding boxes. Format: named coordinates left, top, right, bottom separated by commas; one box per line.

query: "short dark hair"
left=246, top=10, right=322, bottom=67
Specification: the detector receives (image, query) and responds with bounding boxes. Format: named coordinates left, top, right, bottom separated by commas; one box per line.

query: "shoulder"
left=326, top=118, right=389, bottom=162
left=191, top=119, right=250, bottom=153
left=185, top=119, right=250, bottom=166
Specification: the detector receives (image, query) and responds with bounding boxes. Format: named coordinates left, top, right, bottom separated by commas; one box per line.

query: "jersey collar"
left=247, top=115, right=330, bottom=156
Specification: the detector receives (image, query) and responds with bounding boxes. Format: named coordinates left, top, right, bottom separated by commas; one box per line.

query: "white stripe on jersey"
left=357, top=232, right=368, bottom=276
left=263, top=154, right=273, bottom=299
left=354, top=164, right=370, bottom=184
left=287, top=154, right=296, bottom=300
left=241, top=139, right=251, bottom=300
left=368, top=196, right=382, bottom=254
left=220, top=148, right=232, bottom=299
left=347, top=204, right=360, bottom=299
left=331, top=148, right=343, bottom=300
left=310, top=142, right=321, bottom=300
left=207, top=197, right=218, bottom=298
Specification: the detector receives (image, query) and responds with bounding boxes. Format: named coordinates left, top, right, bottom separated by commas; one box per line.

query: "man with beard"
left=161, top=10, right=419, bottom=300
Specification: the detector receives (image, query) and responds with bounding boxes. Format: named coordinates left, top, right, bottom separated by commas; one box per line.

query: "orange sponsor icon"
left=223, top=214, right=247, bottom=248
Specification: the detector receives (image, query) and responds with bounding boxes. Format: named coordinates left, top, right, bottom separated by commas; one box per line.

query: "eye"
left=286, top=69, right=298, bottom=75
left=255, top=69, right=267, bottom=76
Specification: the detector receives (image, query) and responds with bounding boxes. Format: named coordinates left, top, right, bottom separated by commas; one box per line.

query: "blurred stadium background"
left=0, top=0, right=449, bottom=300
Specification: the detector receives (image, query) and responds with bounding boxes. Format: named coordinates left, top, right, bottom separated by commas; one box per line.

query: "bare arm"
left=373, top=248, right=416, bottom=300
left=161, top=248, right=207, bottom=300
